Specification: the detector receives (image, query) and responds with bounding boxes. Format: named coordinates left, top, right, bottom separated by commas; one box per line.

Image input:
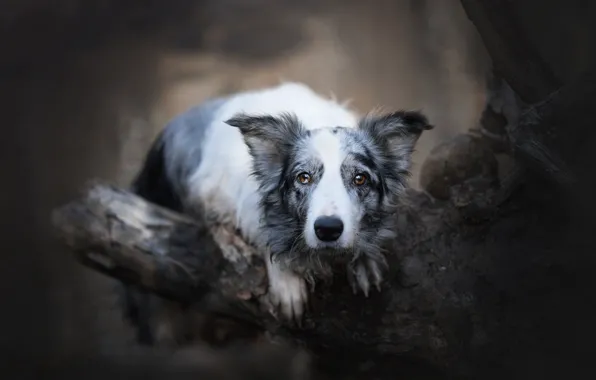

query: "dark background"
left=2, top=0, right=595, bottom=378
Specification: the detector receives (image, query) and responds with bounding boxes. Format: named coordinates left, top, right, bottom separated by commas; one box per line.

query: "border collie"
left=122, top=82, right=432, bottom=344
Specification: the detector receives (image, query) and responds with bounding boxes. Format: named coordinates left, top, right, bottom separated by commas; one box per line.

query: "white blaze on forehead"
left=305, top=129, right=356, bottom=248
left=310, top=129, right=344, bottom=174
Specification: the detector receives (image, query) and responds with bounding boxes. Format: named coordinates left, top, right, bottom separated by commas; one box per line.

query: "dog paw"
left=267, top=266, right=308, bottom=323
left=347, top=255, right=388, bottom=297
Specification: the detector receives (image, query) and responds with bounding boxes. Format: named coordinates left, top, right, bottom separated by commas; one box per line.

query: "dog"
left=120, top=82, right=432, bottom=345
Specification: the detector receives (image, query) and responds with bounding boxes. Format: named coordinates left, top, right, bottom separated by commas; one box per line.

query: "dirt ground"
left=19, top=0, right=489, bottom=358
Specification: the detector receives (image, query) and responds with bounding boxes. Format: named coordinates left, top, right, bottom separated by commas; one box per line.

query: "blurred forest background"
left=2, top=0, right=488, bottom=372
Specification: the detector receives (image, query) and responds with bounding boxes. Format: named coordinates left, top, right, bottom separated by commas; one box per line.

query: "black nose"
left=314, top=216, right=344, bottom=242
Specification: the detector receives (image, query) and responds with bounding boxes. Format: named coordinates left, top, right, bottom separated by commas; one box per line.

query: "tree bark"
left=50, top=167, right=501, bottom=379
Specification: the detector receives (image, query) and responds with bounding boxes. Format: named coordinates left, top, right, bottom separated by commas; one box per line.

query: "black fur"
left=131, top=131, right=185, bottom=212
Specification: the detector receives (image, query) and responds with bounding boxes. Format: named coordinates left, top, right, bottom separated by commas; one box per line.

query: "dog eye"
left=296, top=172, right=313, bottom=185
left=353, top=173, right=367, bottom=186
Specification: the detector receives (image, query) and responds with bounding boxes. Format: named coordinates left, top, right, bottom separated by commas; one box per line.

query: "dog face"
left=227, top=111, right=432, bottom=271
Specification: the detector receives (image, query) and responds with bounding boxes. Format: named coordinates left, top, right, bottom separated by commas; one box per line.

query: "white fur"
left=304, top=130, right=358, bottom=249
left=265, top=249, right=308, bottom=318
left=186, top=82, right=358, bottom=320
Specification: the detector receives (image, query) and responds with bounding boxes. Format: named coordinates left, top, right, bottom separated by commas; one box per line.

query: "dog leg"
left=347, top=254, right=388, bottom=297
left=265, top=255, right=308, bottom=322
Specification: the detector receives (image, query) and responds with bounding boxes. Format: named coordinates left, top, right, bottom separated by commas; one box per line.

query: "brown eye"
left=353, top=173, right=367, bottom=186
left=297, top=172, right=312, bottom=185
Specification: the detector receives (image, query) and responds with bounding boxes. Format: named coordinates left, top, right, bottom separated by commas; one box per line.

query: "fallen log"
left=51, top=182, right=263, bottom=305
left=52, top=62, right=596, bottom=373
left=50, top=129, right=506, bottom=378
left=52, top=110, right=596, bottom=380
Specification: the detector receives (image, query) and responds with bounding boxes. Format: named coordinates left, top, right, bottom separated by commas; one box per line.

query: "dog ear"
left=226, top=113, right=305, bottom=190
left=359, top=111, right=433, bottom=198
left=359, top=110, right=433, bottom=158
left=359, top=110, right=433, bottom=147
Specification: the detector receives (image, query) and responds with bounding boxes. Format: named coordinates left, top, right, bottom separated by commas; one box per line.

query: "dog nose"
left=314, top=216, right=344, bottom=242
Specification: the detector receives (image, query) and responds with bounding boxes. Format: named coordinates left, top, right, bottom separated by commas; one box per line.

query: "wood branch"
left=53, top=174, right=494, bottom=375
left=50, top=108, right=541, bottom=378
left=50, top=182, right=272, bottom=321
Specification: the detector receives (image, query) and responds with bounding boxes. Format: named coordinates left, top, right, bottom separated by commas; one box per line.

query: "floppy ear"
left=359, top=110, right=433, bottom=151
left=359, top=110, right=433, bottom=161
left=359, top=110, right=433, bottom=197
left=226, top=113, right=305, bottom=191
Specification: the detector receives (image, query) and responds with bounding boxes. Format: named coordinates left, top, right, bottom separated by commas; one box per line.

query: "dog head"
left=226, top=111, right=432, bottom=270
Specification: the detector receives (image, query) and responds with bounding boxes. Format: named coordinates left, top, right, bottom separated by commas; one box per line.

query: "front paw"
left=347, top=255, right=388, bottom=297
left=268, top=269, right=308, bottom=323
